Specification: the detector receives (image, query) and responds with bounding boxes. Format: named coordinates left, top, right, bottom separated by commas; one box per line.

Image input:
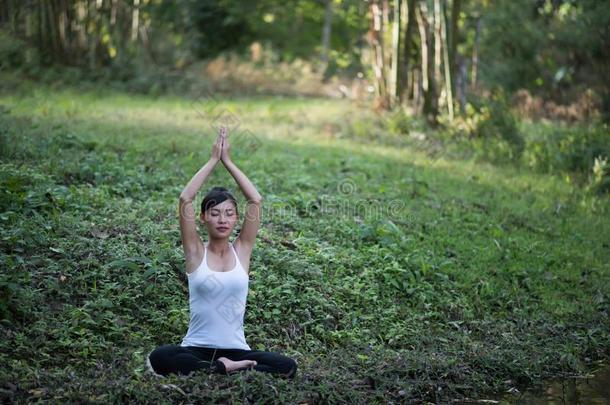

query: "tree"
left=398, top=0, right=417, bottom=104
left=320, top=0, right=333, bottom=70
left=416, top=1, right=438, bottom=124
left=368, top=0, right=389, bottom=109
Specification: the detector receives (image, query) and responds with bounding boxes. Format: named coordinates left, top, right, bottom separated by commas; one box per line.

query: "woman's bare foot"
left=217, top=357, right=257, bottom=373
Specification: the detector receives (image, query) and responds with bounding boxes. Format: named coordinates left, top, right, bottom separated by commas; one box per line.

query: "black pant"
left=148, top=344, right=297, bottom=379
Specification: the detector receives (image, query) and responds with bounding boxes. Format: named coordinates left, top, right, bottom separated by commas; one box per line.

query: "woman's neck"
left=207, top=238, right=230, bottom=255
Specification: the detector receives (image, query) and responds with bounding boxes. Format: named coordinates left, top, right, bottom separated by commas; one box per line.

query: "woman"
left=147, top=126, right=297, bottom=379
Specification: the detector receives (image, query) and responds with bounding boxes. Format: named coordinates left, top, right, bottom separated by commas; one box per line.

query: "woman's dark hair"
left=201, top=186, right=238, bottom=214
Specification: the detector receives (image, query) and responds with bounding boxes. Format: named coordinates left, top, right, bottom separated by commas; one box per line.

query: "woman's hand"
left=220, top=125, right=232, bottom=163
left=210, top=128, right=223, bottom=163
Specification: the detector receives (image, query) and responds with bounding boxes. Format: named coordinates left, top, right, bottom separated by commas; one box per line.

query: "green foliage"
left=1, top=0, right=368, bottom=79
left=329, top=100, right=607, bottom=197
left=477, top=0, right=609, bottom=98
left=478, top=1, right=546, bottom=92
left=449, top=94, right=524, bottom=164
left=588, top=156, right=610, bottom=195
left=522, top=122, right=610, bottom=194
left=0, top=82, right=608, bottom=402
left=187, top=1, right=253, bottom=58
left=0, top=30, right=28, bottom=70
left=522, top=124, right=607, bottom=174
left=386, top=110, right=416, bottom=135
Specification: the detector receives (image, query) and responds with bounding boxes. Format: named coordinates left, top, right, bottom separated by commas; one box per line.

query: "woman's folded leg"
left=231, top=349, right=297, bottom=378
left=147, top=344, right=227, bottom=377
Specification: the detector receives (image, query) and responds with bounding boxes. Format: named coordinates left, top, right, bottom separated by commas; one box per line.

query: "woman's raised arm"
left=220, top=128, right=262, bottom=249
left=178, top=132, right=222, bottom=271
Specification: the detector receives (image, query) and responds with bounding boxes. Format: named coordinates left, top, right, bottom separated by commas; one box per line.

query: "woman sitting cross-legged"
left=147, top=126, right=297, bottom=379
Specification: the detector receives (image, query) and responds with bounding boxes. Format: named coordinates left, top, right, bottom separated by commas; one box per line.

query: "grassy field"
left=1, top=78, right=608, bottom=403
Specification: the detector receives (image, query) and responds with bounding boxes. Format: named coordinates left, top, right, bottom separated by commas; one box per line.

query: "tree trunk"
left=433, top=0, right=442, bottom=89
left=321, top=0, right=333, bottom=70
left=131, top=0, right=140, bottom=41
left=416, top=1, right=438, bottom=124
left=87, top=0, right=97, bottom=69
left=415, top=4, right=427, bottom=115
left=398, top=0, right=416, bottom=104
left=449, top=0, right=462, bottom=110
left=389, top=0, right=401, bottom=107
left=368, top=0, right=389, bottom=110
left=57, top=0, right=69, bottom=64
left=441, top=0, right=454, bottom=120
left=77, top=0, right=87, bottom=53
left=47, top=0, right=63, bottom=63
left=382, top=0, right=390, bottom=31
left=36, top=0, right=44, bottom=61
left=110, top=0, right=117, bottom=26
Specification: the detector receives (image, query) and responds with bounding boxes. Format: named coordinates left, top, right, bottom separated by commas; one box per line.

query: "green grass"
left=1, top=77, right=608, bottom=403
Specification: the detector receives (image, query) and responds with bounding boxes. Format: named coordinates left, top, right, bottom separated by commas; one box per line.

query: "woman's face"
left=200, top=200, right=238, bottom=238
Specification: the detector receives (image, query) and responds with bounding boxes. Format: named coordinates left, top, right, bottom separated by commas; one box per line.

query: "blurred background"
left=2, top=0, right=608, bottom=195
left=1, top=0, right=607, bottom=116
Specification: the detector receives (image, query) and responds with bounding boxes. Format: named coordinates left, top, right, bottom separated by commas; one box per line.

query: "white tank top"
left=180, top=241, right=251, bottom=350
